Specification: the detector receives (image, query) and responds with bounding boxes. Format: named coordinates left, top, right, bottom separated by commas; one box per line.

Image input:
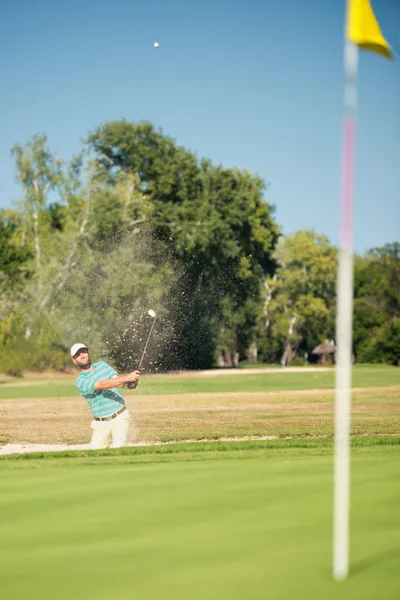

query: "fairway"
left=1, top=365, right=399, bottom=400
left=1, top=365, right=399, bottom=598
left=0, top=442, right=399, bottom=600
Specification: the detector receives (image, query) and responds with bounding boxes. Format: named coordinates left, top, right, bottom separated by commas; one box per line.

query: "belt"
left=94, top=406, right=127, bottom=422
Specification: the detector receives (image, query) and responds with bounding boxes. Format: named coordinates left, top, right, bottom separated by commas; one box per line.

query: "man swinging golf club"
left=71, top=344, right=140, bottom=450
left=71, top=310, right=156, bottom=450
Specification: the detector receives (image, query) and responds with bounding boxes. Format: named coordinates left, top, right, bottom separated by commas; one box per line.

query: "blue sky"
left=0, top=0, right=398, bottom=254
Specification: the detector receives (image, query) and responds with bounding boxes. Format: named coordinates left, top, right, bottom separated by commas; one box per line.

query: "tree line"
left=0, top=121, right=399, bottom=375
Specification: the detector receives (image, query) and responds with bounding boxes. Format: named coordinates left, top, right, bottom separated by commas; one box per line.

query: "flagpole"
left=333, top=4, right=358, bottom=580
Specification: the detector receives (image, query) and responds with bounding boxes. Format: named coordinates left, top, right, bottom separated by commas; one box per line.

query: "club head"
left=147, top=309, right=156, bottom=318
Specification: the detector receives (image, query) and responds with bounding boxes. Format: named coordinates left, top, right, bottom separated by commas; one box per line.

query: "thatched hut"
left=312, top=340, right=336, bottom=364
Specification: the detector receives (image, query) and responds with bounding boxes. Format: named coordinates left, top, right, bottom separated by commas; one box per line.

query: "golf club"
left=126, top=309, right=156, bottom=389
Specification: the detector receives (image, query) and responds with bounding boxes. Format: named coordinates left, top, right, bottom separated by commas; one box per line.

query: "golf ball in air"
left=153, top=42, right=159, bottom=48
left=148, top=309, right=156, bottom=318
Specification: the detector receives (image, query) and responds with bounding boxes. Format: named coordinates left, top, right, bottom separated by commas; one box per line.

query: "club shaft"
left=138, top=319, right=156, bottom=370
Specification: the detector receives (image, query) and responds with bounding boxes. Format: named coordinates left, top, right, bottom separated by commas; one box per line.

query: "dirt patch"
left=0, top=387, right=399, bottom=448
left=141, top=402, right=329, bottom=413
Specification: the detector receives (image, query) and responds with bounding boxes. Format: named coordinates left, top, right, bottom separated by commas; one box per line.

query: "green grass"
left=0, top=440, right=399, bottom=600
left=0, top=365, right=398, bottom=400
left=0, top=435, right=399, bottom=466
left=238, top=361, right=280, bottom=368
left=1, top=367, right=398, bottom=599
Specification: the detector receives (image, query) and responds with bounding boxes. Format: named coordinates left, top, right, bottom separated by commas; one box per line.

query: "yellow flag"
left=347, top=0, right=393, bottom=59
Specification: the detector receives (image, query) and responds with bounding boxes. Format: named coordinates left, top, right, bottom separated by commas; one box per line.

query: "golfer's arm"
left=94, top=375, right=127, bottom=391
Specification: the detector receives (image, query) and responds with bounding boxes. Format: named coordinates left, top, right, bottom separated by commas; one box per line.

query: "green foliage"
left=0, top=310, right=27, bottom=348
left=9, top=136, right=89, bottom=316
left=290, top=357, right=309, bottom=367
left=0, top=211, right=32, bottom=294
left=11, top=134, right=63, bottom=195
left=52, top=229, right=179, bottom=372
left=87, top=120, right=280, bottom=368
left=88, top=121, right=279, bottom=271
left=353, top=297, right=384, bottom=349
left=2, top=125, right=399, bottom=373
left=357, top=319, right=400, bottom=366
left=364, top=243, right=400, bottom=318
left=87, top=171, right=150, bottom=248
left=353, top=243, right=400, bottom=363
left=0, top=311, right=72, bottom=376
left=257, top=230, right=337, bottom=363
left=0, top=340, right=70, bottom=377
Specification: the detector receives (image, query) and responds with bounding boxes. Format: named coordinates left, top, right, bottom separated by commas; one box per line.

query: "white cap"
left=70, top=343, right=88, bottom=357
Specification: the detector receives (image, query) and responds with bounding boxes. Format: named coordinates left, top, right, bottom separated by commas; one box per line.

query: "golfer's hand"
left=125, top=370, right=140, bottom=383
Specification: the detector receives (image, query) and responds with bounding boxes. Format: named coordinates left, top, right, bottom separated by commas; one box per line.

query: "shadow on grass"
left=351, top=547, right=400, bottom=576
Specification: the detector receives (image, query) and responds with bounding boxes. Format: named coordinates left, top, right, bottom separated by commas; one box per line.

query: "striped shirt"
left=75, top=361, right=125, bottom=417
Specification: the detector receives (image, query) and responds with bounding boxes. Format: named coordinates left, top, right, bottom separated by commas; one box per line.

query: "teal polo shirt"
left=75, top=361, right=125, bottom=417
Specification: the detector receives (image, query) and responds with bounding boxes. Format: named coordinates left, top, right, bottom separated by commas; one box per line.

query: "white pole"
left=333, top=10, right=359, bottom=580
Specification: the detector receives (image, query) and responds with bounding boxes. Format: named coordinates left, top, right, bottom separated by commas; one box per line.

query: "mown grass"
left=0, top=367, right=399, bottom=600
left=0, top=364, right=399, bottom=400
left=1, top=435, right=399, bottom=467
left=0, top=441, right=399, bottom=600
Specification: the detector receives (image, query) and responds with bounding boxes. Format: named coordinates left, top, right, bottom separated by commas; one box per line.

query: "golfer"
left=71, top=343, right=140, bottom=450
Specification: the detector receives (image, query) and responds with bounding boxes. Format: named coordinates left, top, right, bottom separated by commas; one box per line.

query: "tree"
left=357, top=319, right=400, bottom=366
left=0, top=210, right=32, bottom=295
left=353, top=243, right=400, bottom=363
left=0, top=210, right=33, bottom=352
left=11, top=135, right=63, bottom=294
left=258, top=230, right=337, bottom=364
left=10, top=137, right=105, bottom=318
left=52, top=229, right=179, bottom=372
left=87, top=120, right=280, bottom=368
left=362, top=243, right=400, bottom=319
left=5, top=132, right=171, bottom=372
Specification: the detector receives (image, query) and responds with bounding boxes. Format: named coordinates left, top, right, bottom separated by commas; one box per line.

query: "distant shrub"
left=357, top=320, right=400, bottom=366
left=0, top=352, right=24, bottom=377
left=290, top=357, right=309, bottom=367
left=0, top=339, right=71, bottom=376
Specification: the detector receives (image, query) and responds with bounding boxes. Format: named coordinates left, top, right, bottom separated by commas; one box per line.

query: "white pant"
left=90, top=409, right=131, bottom=450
